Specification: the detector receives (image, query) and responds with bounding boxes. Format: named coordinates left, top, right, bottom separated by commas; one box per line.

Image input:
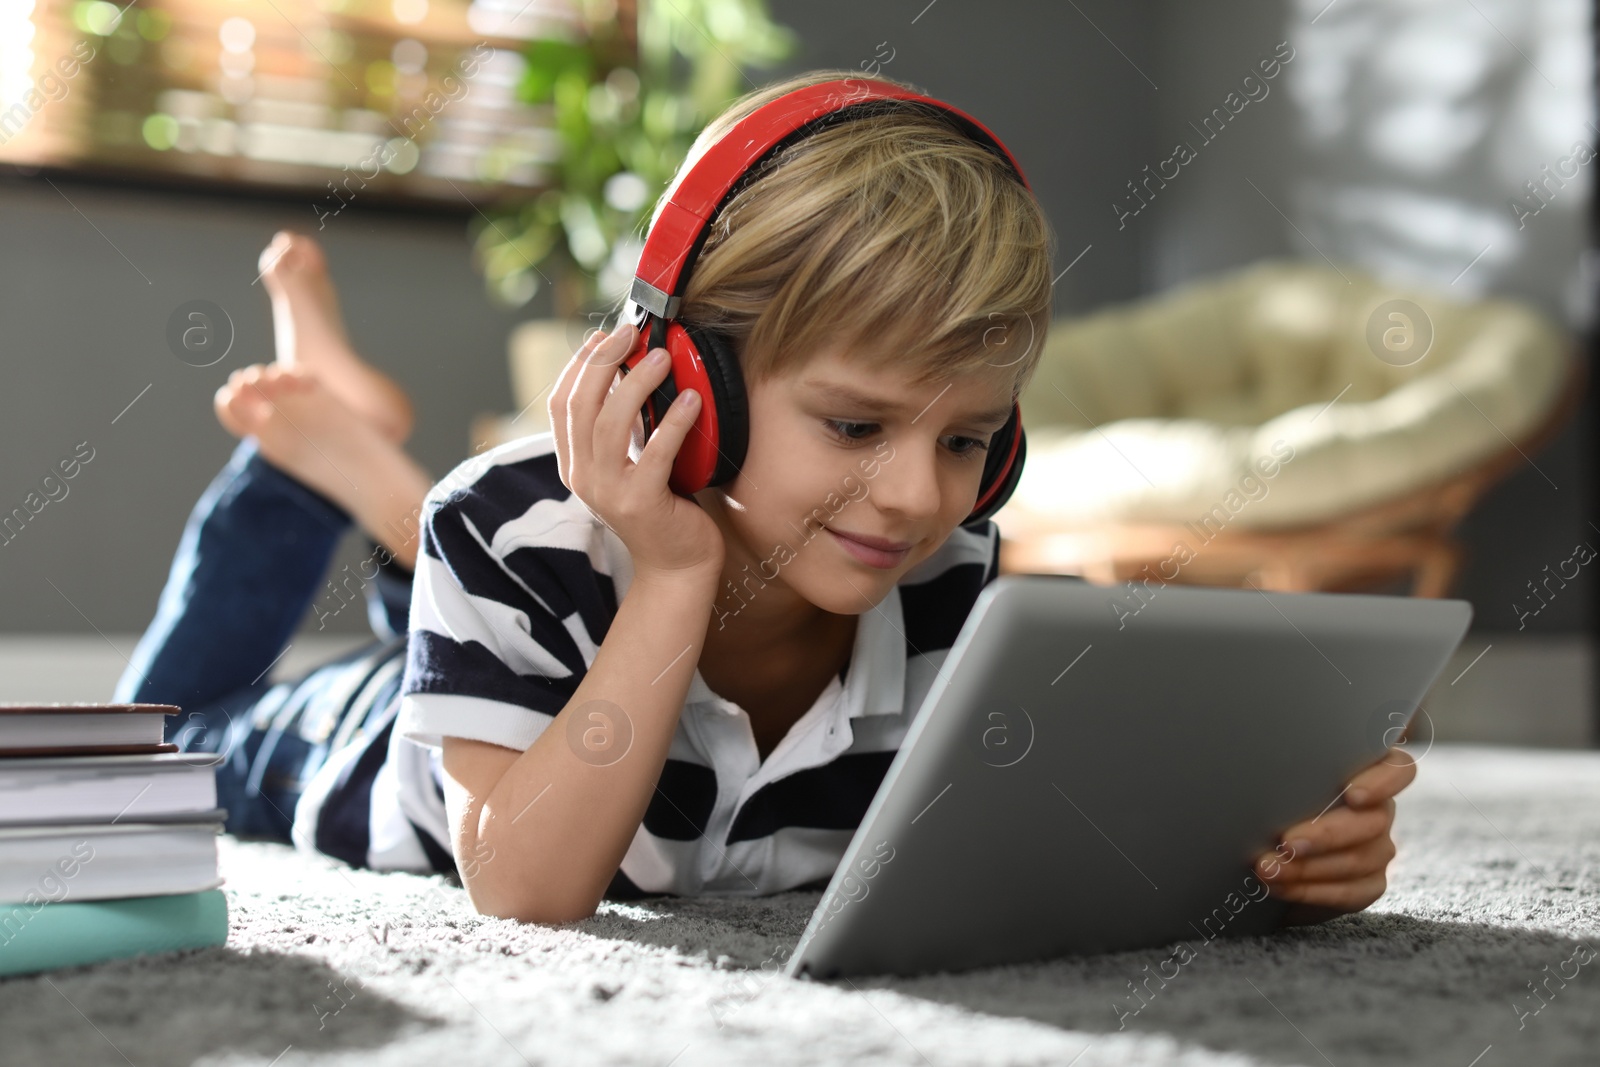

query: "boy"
left=119, top=70, right=1411, bottom=930
left=395, top=68, right=1416, bottom=925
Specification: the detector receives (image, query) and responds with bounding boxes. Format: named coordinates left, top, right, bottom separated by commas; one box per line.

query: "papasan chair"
left=994, top=259, right=1582, bottom=596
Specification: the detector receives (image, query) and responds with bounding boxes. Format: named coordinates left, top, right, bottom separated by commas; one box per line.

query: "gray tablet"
left=785, top=575, right=1472, bottom=980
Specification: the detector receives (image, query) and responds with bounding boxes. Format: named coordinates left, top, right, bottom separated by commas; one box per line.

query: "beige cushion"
left=999, top=260, right=1570, bottom=530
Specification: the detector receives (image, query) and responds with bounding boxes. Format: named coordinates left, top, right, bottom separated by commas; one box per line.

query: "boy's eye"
left=947, top=436, right=989, bottom=459
left=821, top=419, right=990, bottom=460
left=824, top=419, right=876, bottom=441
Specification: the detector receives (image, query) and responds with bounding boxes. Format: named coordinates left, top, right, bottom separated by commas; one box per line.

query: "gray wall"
left=0, top=177, right=522, bottom=635
left=0, top=0, right=1592, bottom=639
left=766, top=0, right=1161, bottom=315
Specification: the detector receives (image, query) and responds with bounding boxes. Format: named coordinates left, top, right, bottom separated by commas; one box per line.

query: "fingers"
left=1265, top=871, right=1387, bottom=911
left=633, top=383, right=703, bottom=486
left=549, top=327, right=612, bottom=485
left=1345, top=746, right=1417, bottom=807
left=1273, top=797, right=1395, bottom=859
left=1253, top=750, right=1413, bottom=920
left=593, top=345, right=676, bottom=469
left=567, top=326, right=640, bottom=478
left=1258, top=830, right=1395, bottom=884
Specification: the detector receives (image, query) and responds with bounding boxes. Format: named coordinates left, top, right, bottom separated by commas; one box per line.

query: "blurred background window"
left=0, top=0, right=576, bottom=205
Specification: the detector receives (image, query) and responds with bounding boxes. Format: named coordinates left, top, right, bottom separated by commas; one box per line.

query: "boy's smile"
left=692, top=341, right=1018, bottom=637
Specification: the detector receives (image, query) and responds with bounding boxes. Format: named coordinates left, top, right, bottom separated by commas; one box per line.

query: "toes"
left=232, top=365, right=281, bottom=406
left=263, top=364, right=318, bottom=393
left=214, top=363, right=325, bottom=440
left=273, top=234, right=306, bottom=272
left=260, top=231, right=325, bottom=283
left=212, top=383, right=238, bottom=426
left=258, top=232, right=292, bottom=278
left=234, top=363, right=270, bottom=388
left=248, top=363, right=306, bottom=391
left=214, top=379, right=271, bottom=437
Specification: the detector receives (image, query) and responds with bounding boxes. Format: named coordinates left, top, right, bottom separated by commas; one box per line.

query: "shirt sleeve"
left=397, top=455, right=601, bottom=752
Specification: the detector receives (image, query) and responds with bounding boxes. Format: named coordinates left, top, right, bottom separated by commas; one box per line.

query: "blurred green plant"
left=471, top=0, right=797, bottom=313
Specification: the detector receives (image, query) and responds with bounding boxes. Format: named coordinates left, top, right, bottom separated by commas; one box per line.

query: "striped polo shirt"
left=394, top=430, right=1002, bottom=898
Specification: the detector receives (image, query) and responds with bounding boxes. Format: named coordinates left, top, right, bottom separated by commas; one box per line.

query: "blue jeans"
left=114, top=438, right=415, bottom=841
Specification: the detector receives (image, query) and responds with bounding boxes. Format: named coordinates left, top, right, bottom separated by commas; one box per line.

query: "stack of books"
left=0, top=703, right=229, bottom=977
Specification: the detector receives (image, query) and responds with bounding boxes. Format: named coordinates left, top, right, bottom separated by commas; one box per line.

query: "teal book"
left=0, top=890, right=229, bottom=978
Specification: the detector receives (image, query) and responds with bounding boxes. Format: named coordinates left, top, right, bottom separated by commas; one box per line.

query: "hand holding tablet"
left=1259, top=743, right=1419, bottom=923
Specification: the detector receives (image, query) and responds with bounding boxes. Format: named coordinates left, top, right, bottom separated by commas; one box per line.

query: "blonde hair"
left=629, top=68, right=1056, bottom=398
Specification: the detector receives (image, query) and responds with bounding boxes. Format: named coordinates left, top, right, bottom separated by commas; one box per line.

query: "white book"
left=0, top=703, right=178, bottom=755
left=0, top=817, right=224, bottom=905
left=0, top=753, right=219, bottom=825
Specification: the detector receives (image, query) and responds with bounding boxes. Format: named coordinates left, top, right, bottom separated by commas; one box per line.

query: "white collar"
left=602, top=522, right=907, bottom=720
left=684, top=585, right=905, bottom=719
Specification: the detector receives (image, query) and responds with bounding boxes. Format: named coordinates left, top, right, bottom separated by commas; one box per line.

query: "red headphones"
left=616, top=77, right=1029, bottom=530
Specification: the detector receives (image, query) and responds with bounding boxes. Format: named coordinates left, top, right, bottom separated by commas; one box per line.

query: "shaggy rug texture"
left=4, top=742, right=1597, bottom=1067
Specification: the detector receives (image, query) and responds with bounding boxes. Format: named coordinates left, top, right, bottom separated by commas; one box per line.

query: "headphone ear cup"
left=963, top=409, right=1026, bottom=529
left=627, top=318, right=748, bottom=496
left=678, top=322, right=749, bottom=489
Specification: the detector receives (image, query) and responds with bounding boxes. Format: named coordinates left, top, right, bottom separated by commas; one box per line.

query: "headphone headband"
left=628, top=78, right=1031, bottom=327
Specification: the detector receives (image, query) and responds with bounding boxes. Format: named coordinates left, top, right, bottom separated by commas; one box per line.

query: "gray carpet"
left=5, top=743, right=1598, bottom=1067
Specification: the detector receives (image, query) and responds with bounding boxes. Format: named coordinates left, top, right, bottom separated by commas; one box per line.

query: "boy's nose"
left=866, top=442, right=942, bottom=523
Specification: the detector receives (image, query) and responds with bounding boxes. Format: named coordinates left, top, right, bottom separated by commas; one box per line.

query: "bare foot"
left=258, top=231, right=416, bottom=445
left=214, top=364, right=433, bottom=570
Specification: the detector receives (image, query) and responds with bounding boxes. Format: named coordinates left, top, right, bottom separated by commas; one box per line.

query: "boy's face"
left=693, top=341, right=1018, bottom=616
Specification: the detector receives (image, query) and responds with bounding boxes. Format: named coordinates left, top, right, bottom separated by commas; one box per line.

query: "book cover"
left=0, top=703, right=178, bottom=755
left=0, top=889, right=229, bottom=978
